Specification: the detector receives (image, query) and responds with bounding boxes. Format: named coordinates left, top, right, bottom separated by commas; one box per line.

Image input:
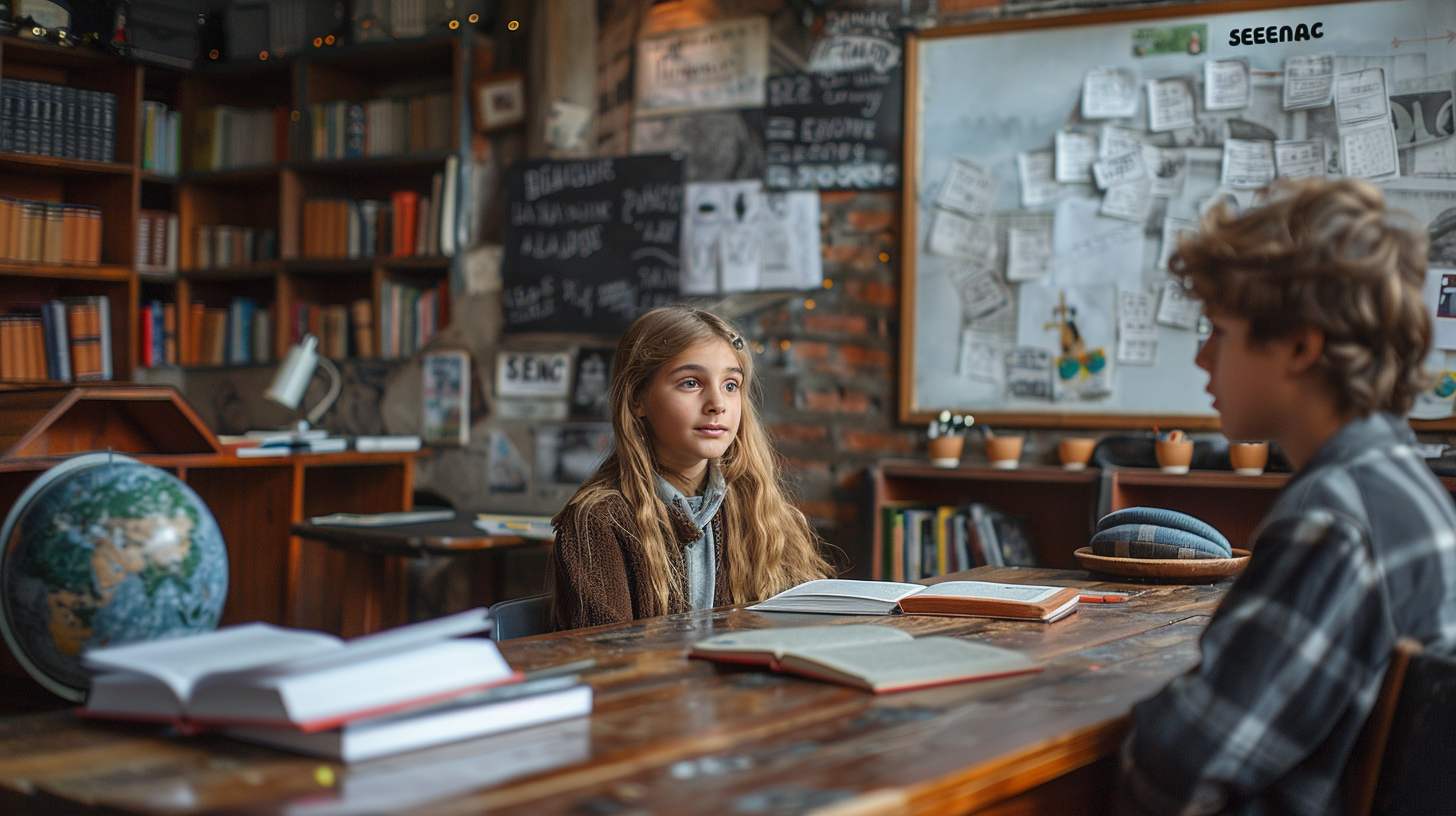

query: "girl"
left=550, top=305, right=834, bottom=630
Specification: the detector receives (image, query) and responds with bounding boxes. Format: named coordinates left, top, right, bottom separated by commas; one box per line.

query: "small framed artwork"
left=423, top=350, right=471, bottom=446
left=474, top=71, right=527, bottom=132
left=570, top=346, right=614, bottom=421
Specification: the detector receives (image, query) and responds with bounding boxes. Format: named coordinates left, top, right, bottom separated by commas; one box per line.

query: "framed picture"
left=570, top=347, right=614, bottom=421
left=474, top=72, right=527, bottom=132
left=534, top=424, right=613, bottom=486
left=422, top=350, right=471, bottom=446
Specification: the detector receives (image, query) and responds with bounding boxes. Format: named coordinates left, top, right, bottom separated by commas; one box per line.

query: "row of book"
left=191, top=105, right=289, bottom=172
left=380, top=280, right=442, bottom=360
left=302, top=160, right=458, bottom=259
left=192, top=225, right=280, bottom=271
left=139, top=301, right=178, bottom=368
left=185, top=299, right=274, bottom=367
left=308, top=92, right=453, bottom=161
left=289, top=299, right=375, bottom=361
left=0, top=79, right=117, bottom=162
left=141, top=101, right=182, bottom=176
left=82, top=609, right=593, bottom=763
left=877, top=503, right=1038, bottom=582
left=0, top=297, right=112, bottom=382
left=0, top=197, right=103, bottom=266
left=137, top=209, right=180, bottom=274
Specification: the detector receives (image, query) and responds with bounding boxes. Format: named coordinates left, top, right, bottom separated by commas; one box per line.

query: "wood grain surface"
left=0, top=567, right=1225, bottom=815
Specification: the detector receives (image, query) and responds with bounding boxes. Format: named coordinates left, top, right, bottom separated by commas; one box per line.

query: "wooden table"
left=0, top=566, right=1225, bottom=815
left=290, top=515, right=550, bottom=636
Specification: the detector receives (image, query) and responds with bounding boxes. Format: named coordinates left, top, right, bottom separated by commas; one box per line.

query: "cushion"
left=1090, top=523, right=1232, bottom=560
left=1097, top=507, right=1231, bottom=553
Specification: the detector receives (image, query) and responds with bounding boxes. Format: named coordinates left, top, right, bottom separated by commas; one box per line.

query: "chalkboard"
left=502, top=155, right=684, bottom=334
left=764, top=66, right=903, bottom=190
left=901, top=0, right=1456, bottom=428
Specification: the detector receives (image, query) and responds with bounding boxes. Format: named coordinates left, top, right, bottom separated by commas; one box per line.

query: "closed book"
left=163, top=302, right=177, bottom=366
left=140, top=304, right=154, bottom=367
left=747, top=579, right=927, bottom=616
left=350, top=298, right=374, bottom=358
left=690, top=625, right=1040, bottom=694
left=251, top=305, right=272, bottom=364
left=353, top=435, right=422, bottom=453
left=223, top=677, right=591, bottom=762
left=94, top=295, right=112, bottom=380
left=896, top=581, right=1081, bottom=623
left=48, top=301, right=70, bottom=381
left=65, top=301, right=104, bottom=382
left=390, top=191, right=419, bottom=258
left=82, top=609, right=507, bottom=731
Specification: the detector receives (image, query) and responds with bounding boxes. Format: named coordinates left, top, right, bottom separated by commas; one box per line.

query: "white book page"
left=693, top=624, right=910, bottom=659
left=763, top=579, right=926, bottom=601
left=82, top=623, right=342, bottom=701
left=915, top=581, right=1062, bottom=604
left=221, top=608, right=493, bottom=679
left=791, top=636, right=1035, bottom=689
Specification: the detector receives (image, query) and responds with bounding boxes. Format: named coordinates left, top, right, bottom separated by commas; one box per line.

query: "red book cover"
left=390, top=191, right=418, bottom=258
left=140, top=305, right=153, bottom=368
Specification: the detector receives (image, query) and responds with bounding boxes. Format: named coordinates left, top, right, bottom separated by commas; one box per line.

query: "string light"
left=804, top=299, right=816, bottom=310
left=259, top=51, right=268, bottom=60
left=508, top=20, right=519, bottom=30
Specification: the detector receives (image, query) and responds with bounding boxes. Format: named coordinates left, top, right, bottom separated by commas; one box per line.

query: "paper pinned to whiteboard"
left=1099, top=126, right=1143, bottom=160
left=1283, top=54, right=1334, bottom=110
left=928, top=208, right=998, bottom=261
left=959, top=330, right=1005, bottom=382
left=1143, top=146, right=1188, bottom=197
left=1082, top=67, right=1140, bottom=119
left=1341, top=120, right=1400, bottom=180
left=1051, top=196, right=1144, bottom=289
left=947, top=261, right=1011, bottom=321
left=1274, top=139, right=1326, bottom=179
left=1004, top=346, right=1053, bottom=401
left=1016, top=281, right=1115, bottom=354
left=1055, top=131, right=1099, bottom=183
left=1424, top=267, right=1456, bottom=351
left=1093, top=150, right=1145, bottom=189
left=1117, top=289, right=1158, bottom=366
left=1157, top=215, right=1197, bottom=270
left=1018, top=151, right=1064, bottom=208
left=1147, top=78, right=1196, bottom=133
left=936, top=159, right=1000, bottom=220
left=1006, top=227, right=1052, bottom=282
left=1204, top=59, right=1250, bottom=111
left=1101, top=181, right=1151, bottom=222
left=1220, top=139, right=1276, bottom=188
left=1335, top=67, right=1389, bottom=127
left=1156, top=278, right=1202, bottom=329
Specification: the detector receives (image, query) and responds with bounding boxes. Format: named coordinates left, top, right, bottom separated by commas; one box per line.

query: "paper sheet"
left=1395, top=73, right=1456, bottom=164
left=1204, top=60, right=1250, bottom=111
left=1004, top=346, right=1053, bottom=401
left=1340, top=120, right=1400, bottom=180
left=1147, top=78, right=1196, bottom=133
left=1274, top=139, right=1326, bottom=179
left=1143, top=146, right=1188, bottom=197
left=1054, top=131, right=1099, bottom=183
left=1093, top=150, right=1145, bottom=189
left=1051, top=196, right=1143, bottom=289
left=487, top=430, right=528, bottom=493
left=958, top=329, right=1004, bottom=382
left=1220, top=139, right=1276, bottom=188
left=1082, top=67, right=1140, bottom=119
left=1017, top=282, right=1115, bottom=353
left=1006, top=227, right=1052, bottom=282
left=1101, top=181, right=1151, bottom=222
left=936, top=159, right=1000, bottom=220
left=758, top=191, right=823, bottom=290
left=682, top=181, right=764, bottom=294
left=947, top=260, right=1011, bottom=321
left=1335, top=68, right=1389, bottom=127
left=1425, top=268, right=1456, bottom=351
left=1157, top=216, right=1197, bottom=270
left=1017, top=151, right=1063, bottom=208
left=1156, top=278, right=1202, bottom=329
left=1283, top=54, right=1334, bottom=110
left=927, top=208, right=997, bottom=260
left=1100, top=126, right=1144, bottom=160
left=1117, top=289, right=1158, bottom=365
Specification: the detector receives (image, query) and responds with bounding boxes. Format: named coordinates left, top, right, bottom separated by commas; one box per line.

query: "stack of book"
left=0, top=296, right=111, bottom=382
left=0, top=79, right=117, bottom=162
left=379, top=279, right=443, bottom=359
left=0, top=197, right=103, bottom=266
left=138, top=300, right=178, bottom=368
left=81, top=609, right=593, bottom=762
left=136, top=209, right=180, bottom=274
left=140, top=101, right=181, bottom=175
left=289, top=298, right=373, bottom=360
left=191, top=224, right=278, bottom=271
left=302, top=158, right=458, bottom=260
left=190, top=105, right=289, bottom=172
left=308, top=92, right=453, bottom=161
left=878, top=502, right=1038, bottom=582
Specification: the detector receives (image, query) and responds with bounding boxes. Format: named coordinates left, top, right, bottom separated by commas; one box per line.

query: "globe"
left=0, top=453, right=228, bottom=701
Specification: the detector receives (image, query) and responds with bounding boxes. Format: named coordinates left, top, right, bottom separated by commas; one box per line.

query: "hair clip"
left=731, top=335, right=744, bottom=350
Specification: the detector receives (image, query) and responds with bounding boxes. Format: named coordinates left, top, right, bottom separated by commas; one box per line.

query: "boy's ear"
left=1285, top=325, right=1326, bottom=376
left=630, top=398, right=646, bottom=418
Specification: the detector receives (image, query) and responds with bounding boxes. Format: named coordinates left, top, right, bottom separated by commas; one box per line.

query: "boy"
left=1119, top=178, right=1456, bottom=815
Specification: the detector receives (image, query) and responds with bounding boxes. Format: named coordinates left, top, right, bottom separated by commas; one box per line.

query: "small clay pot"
left=1228, top=442, right=1269, bottom=475
left=927, top=435, right=965, bottom=468
left=1059, top=438, right=1096, bottom=471
left=985, top=436, right=1025, bottom=470
left=1155, top=440, right=1194, bottom=474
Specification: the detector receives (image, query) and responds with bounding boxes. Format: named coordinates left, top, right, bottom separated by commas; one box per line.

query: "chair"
left=1343, top=637, right=1456, bottom=816
left=488, top=593, right=553, bottom=641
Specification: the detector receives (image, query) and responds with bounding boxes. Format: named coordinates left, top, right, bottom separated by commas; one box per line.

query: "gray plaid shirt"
left=1121, top=412, right=1456, bottom=816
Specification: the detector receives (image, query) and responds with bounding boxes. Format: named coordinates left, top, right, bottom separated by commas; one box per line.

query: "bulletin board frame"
left=898, top=0, right=1456, bottom=430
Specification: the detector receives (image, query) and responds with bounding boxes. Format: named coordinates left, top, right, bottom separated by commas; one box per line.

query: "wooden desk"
left=290, top=515, right=549, bottom=636
left=0, top=567, right=1224, bottom=815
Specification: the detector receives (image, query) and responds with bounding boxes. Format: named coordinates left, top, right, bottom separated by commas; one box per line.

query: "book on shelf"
left=690, top=624, right=1041, bottom=694
left=82, top=608, right=513, bottom=731
left=136, top=210, right=180, bottom=274
left=0, top=79, right=117, bottom=162
left=190, top=104, right=287, bottom=172
left=138, top=301, right=178, bottom=368
left=0, top=197, right=102, bottom=266
left=0, top=297, right=109, bottom=383
left=184, top=298, right=276, bottom=366
left=140, top=101, right=181, bottom=175
left=749, top=578, right=1080, bottom=622
left=308, top=91, right=451, bottom=162
left=877, top=503, right=1039, bottom=581
left=223, top=674, right=592, bottom=762
left=380, top=280, right=444, bottom=359
left=191, top=224, right=276, bottom=271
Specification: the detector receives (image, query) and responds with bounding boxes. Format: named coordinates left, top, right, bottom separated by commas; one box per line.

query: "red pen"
left=1079, top=592, right=1130, bottom=603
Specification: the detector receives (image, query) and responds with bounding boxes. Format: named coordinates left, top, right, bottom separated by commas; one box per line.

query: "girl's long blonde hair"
left=561, top=305, right=833, bottom=615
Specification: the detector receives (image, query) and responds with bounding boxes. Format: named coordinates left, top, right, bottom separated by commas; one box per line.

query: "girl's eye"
left=725, top=381, right=738, bottom=392
left=681, top=378, right=699, bottom=388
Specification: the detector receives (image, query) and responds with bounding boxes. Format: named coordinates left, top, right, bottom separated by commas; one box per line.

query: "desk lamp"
left=264, top=334, right=341, bottom=435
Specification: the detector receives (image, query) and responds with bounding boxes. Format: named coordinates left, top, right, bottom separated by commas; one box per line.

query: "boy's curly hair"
left=1171, top=178, right=1432, bottom=417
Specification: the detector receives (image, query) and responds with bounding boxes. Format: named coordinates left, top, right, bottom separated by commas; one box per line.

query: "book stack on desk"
left=80, top=609, right=592, bottom=762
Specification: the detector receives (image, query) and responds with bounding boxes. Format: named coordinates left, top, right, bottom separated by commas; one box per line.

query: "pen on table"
left=1079, top=592, right=1130, bottom=603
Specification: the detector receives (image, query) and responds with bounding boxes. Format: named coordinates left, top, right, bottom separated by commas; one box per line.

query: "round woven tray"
left=1073, top=547, right=1252, bottom=583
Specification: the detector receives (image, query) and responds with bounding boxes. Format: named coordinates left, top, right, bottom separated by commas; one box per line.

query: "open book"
left=82, top=609, right=519, bottom=731
left=897, top=581, right=1080, bottom=622
left=748, top=578, right=1080, bottom=622
left=690, top=625, right=1039, bottom=693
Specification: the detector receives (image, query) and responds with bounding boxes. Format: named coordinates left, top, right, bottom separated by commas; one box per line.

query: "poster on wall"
left=636, top=17, right=769, bottom=115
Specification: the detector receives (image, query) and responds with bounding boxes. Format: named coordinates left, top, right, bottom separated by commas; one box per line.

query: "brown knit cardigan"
left=550, top=492, right=728, bottom=631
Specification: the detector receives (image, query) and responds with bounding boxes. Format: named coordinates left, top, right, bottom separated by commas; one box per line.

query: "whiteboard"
left=902, top=0, right=1456, bottom=427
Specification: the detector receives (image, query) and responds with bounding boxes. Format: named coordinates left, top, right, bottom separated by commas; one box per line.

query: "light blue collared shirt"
left=654, top=462, right=726, bottom=611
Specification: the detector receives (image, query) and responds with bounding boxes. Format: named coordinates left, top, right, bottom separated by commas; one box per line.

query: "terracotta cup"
left=1229, top=442, right=1269, bottom=475
left=985, top=436, right=1025, bottom=470
left=1155, top=440, right=1194, bottom=474
left=1059, top=438, right=1096, bottom=471
left=927, top=435, right=965, bottom=468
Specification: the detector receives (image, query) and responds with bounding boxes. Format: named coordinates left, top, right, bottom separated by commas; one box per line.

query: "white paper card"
left=936, top=159, right=1000, bottom=220
left=1017, top=282, right=1115, bottom=353
left=1335, top=68, right=1389, bottom=126
left=1099, top=126, right=1143, bottom=160
left=1147, top=78, right=1196, bottom=133
left=1221, top=139, right=1276, bottom=188
left=1083, top=67, right=1139, bottom=119
left=1156, top=278, right=1202, bottom=329
left=1341, top=120, right=1400, bottom=180
left=1274, top=139, right=1326, bottom=179
left=1117, top=289, right=1158, bottom=365
left=1004, top=346, right=1053, bottom=401
left=1204, top=60, right=1250, bottom=111
left=1157, top=216, right=1197, bottom=270
left=758, top=191, right=823, bottom=290
left=1101, top=181, right=1151, bottom=222
left=958, top=330, right=1004, bottom=381
left=1093, top=150, right=1145, bottom=189
left=1054, top=131, right=1099, bottom=183
left=1143, top=146, right=1188, bottom=197
left=947, top=261, right=1010, bottom=321
left=1051, top=196, right=1144, bottom=289
left=682, top=181, right=763, bottom=294
left=1284, top=54, right=1334, bottom=110
left=1018, top=151, right=1063, bottom=208
left=1426, top=268, right=1456, bottom=351
left=928, top=209, right=997, bottom=261
left=1006, top=227, right=1052, bottom=282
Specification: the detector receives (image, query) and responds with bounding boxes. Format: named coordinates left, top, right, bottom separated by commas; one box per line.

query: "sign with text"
left=636, top=17, right=769, bottom=115
left=501, top=155, right=684, bottom=334
left=764, top=67, right=903, bottom=190
left=496, top=351, right=573, bottom=399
